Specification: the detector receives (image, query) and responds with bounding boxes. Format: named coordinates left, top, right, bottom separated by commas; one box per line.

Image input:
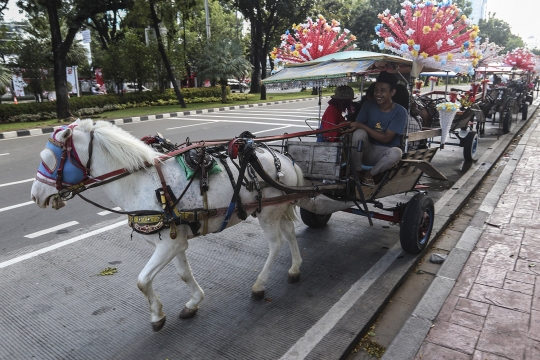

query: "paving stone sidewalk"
left=416, top=115, right=540, bottom=359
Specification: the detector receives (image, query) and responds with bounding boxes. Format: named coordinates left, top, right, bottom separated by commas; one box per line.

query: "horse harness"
left=43, top=124, right=350, bottom=240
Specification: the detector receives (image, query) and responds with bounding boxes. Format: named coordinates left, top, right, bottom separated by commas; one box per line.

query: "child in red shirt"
left=319, top=85, right=355, bottom=142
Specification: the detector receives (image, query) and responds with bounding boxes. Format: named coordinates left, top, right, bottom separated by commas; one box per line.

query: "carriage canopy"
left=262, top=51, right=414, bottom=88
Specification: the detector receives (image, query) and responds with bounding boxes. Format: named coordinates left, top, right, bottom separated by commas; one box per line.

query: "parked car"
left=124, top=83, right=151, bottom=92
left=228, top=79, right=249, bottom=93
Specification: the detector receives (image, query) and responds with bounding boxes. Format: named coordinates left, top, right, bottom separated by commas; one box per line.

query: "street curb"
left=0, top=97, right=325, bottom=140
left=381, top=104, right=540, bottom=360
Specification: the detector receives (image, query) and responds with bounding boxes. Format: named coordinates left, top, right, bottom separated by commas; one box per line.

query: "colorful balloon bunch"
left=503, top=48, right=536, bottom=71
left=372, top=0, right=479, bottom=75
left=270, top=15, right=357, bottom=64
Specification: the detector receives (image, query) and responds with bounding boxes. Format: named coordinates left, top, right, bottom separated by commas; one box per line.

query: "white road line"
left=0, top=178, right=34, bottom=188
left=1, top=220, right=126, bottom=269
left=166, top=118, right=316, bottom=127
left=165, top=121, right=215, bottom=131
left=252, top=126, right=292, bottom=135
left=173, top=114, right=320, bottom=121
left=24, top=221, right=80, bottom=239
left=280, top=243, right=403, bottom=360
left=0, top=153, right=9, bottom=156
left=97, top=207, right=121, bottom=216
left=0, top=201, right=34, bottom=213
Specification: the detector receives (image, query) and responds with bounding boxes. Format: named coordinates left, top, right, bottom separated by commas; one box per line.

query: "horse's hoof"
left=288, top=273, right=300, bottom=283
left=252, top=290, right=265, bottom=300
left=151, top=316, right=166, bottom=332
left=179, top=307, right=198, bottom=319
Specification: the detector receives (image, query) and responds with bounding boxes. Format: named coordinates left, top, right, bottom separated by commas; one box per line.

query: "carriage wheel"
left=522, top=104, right=529, bottom=121
left=300, top=208, right=332, bottom=228
left=463, top=131, right=478, bottom=162
left=400, top=193, right=434, bottom=254
left=502, top=111, right=511, bottom=134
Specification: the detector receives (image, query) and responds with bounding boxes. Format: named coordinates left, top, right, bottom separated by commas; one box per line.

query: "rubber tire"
left=502, top=111, right=511, bottom=134
left=522, top=103, right=528, bottom=121
left=300, top=208, right=332, bottom=228
left=463, top=131, right=478, bottom=162
left=399, top=193, right=434, bottom=254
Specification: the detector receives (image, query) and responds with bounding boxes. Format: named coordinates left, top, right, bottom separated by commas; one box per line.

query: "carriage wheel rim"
left=418, top=209, right=433, bottom=245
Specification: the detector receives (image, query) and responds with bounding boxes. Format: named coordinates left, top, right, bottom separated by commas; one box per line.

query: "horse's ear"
left=56, top=128, right=73, bottom=141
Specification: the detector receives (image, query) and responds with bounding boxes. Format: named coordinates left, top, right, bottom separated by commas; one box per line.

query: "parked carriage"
left=30, top=51, right=452, bottom=332
left=262, top=51, right=450, bottom=252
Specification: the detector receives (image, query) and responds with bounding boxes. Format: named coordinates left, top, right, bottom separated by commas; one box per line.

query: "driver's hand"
left=341, top=122, right=363, bottom=133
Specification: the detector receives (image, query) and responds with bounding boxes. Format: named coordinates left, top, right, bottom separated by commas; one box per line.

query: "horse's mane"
left=77, top=119, right=160, bottom=172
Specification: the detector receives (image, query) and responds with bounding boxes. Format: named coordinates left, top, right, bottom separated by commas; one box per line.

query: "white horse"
left=31, top=119, right=305, bottom=331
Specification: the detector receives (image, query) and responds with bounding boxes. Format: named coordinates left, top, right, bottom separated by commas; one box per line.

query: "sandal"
left=360, top=177, right=375, bottom=187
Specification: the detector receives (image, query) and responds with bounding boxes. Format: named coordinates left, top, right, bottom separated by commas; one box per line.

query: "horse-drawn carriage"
left=476, top=66, right=534, bottom=134
left=30, top=51, right=452, bottom=332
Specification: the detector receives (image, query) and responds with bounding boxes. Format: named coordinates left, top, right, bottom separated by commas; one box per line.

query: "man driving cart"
left=344, top=71, right=407, bottom=186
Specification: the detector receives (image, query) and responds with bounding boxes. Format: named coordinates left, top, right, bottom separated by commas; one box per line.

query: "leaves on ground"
left=99, top=267, right=118, bottom=276
left=351, top=326, right=386, bottom=359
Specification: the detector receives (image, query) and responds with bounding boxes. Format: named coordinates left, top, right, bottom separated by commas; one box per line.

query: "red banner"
left=95, top=68, right=104, bottom=86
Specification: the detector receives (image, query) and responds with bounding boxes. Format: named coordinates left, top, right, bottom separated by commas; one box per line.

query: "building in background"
left=470, top=0, right=487, bottom=24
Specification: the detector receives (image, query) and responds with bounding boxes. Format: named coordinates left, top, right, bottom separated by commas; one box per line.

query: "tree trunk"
left=221, top=84, right=227, bottom=103
left=46, top=0, right=73, bottom=119
left=252, top=18, right=263, bottom=99
left=149, top=0, right=186, bottom=107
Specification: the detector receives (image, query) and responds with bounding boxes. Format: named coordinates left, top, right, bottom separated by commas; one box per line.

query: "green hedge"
left=0, top=86, right=244, bottom=123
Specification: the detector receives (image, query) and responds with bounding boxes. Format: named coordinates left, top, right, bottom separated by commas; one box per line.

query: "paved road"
left=0, top=95, right=532, bottom=359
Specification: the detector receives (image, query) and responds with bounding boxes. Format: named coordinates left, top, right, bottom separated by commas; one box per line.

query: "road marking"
left=0, top=153, right=9, bottom=156
left=165, top=121, right=217, bottom=131
left=24, top=221, right=80, bottom=238
left=0, top=201, right=34, bottom=213
left=0, top=178, right=34, bottom=188
left=1, top=220, right=126, bottom=269
left=169, top=114, right=319, bottom=125
left=252, top=126, right=292, bottom=135
left=280, top=243, right=403, bottom=360
left=97, top=207, right=121, bottom=216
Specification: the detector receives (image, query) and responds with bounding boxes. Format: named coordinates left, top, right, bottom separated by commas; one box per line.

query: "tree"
left=87, top=9, right=127, bottom=50
left=10, top=16, right=88, bottom=101
left=504, top=34, right=525, bottom=53
left=100, top=43, right=124, bottom=94
left=348, top=0, right=401, bottom=51
left=119, top=30, right=153, bottom=88
left=185, top=0, right=247, bottom=85
left=148, top=0, right=186, bottom=106
left=17, top=0, right=134, bottom=119
left=237, top=0, right=314, bottom=99
left=478, top=13, right=512, bottom=49
left=196, top=38, right=252, bottom=103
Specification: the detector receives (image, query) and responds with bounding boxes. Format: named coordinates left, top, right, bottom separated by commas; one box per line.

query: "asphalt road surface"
left=0, top=95, right=529, bottom=359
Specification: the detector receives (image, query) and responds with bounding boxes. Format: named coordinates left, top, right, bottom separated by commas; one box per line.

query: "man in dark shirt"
left=345, top=71, right=407, bottom=185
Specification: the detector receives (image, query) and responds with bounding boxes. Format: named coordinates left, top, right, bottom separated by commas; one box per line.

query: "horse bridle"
left=56, top=127, right=94, bottom=191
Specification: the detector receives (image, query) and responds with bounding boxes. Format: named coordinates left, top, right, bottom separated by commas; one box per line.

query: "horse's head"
left=31, top=119, right=92, bottom=209
left=32, top=119, right=160, bottom=210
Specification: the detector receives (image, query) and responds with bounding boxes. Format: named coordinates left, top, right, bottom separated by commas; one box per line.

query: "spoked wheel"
left=300, top=208, right=332, bottom=228
left=400, top=193, right=434, bottom=254
left=522, top=103, right=529, bottom=121
left=463, top=131, right=478, bottom=162
left=502, top=111, right=511, bottom=134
